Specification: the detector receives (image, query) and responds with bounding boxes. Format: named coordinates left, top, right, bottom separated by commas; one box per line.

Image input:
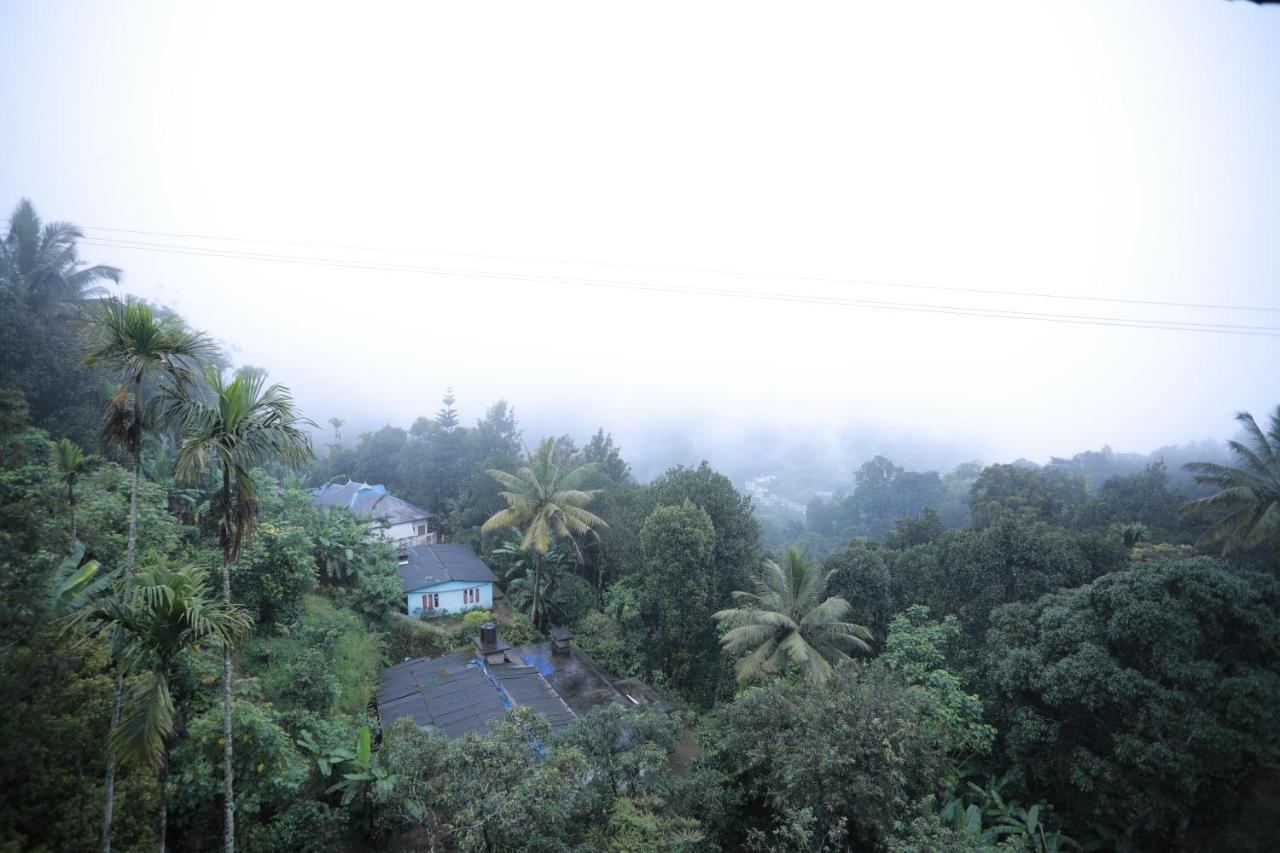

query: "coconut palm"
left=1181, top=405, right=1280, bottom=562
left=173, top=365, right=313, bottom=853
left=75, top=563, right=252, bottom=853
left=481, top=437, right=607, bottom=621
left=714, top=547, right=873, bottom=684
left=50, top=437, right=97, bottom=545
left=0, top=198, right=121, bottom=313
left=83, top=297, right=215, bottom=568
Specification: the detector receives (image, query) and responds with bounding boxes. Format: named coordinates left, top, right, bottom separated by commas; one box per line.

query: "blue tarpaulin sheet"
left=521, top=654, right=555, bottom=677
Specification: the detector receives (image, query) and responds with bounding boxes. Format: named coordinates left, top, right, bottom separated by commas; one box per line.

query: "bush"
left=500, top=611, right=543, bottom=646
left=244, top=800, right=345, bottom=853
left=463, top=609, right=493, bottom=628
left=385, top=612, right=458, bottom=661
left=282, top=648, right=340, bottom=713
left=575, top=611, right=642, bottom=679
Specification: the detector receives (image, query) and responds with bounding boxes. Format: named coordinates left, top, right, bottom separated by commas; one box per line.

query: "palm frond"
left=111, top=670, right=174, bottom=771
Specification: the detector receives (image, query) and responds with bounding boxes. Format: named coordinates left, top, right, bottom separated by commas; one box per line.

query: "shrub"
left=575, top=611, right=642, bottom=679
left=463, top=609, right=493, bottom=628
left=386, top=612, right=457, bottom=661
left=247, top=596, right=383, bottom=716
left=500, top=611, right=543, bottom=646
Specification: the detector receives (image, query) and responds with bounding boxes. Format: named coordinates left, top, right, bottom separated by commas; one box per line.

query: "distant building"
left=398, top=542, right=498, bottom=615
left=378, top=624, right=650, bottom=739
left=311, top=480, right=435, bottom=548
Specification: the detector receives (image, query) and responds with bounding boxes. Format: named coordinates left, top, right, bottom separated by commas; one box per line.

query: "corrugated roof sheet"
left=399, top=543, right=498, bottom=592
left=312, top=480, right=432, bottom=525
left=377, top=649, right=578, bottom=738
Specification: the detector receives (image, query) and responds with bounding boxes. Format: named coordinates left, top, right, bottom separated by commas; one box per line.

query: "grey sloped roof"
left=377, top=649, right=578, bottom=738
left=312, top=481, right=432, bottom=525
left=399, top=543, right=498, bottom=592
left=378, top=651, right=508, bottom=738
left=488, top=662, right=578, bottom=732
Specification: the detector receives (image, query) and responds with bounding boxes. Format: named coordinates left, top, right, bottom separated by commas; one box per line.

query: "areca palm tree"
left=76, top=563, right=252, bottom=853
left=50, top=437, right=97, bottom=545
left=82, top=298, right=213, bottom=853
left=714, top=547, right=873, bottom=684
left=1180, top=405, right=1280, bottom=562
left=481, top=437, right=607, bottom=622
left=1, top=198, right=121, bottom=313
left=83, top=297, right=215, bottom=568
left=173, top=365, right=313, bottom=853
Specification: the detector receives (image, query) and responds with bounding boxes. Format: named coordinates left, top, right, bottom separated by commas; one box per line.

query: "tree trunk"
left=69, top=483, right=77, bottom=545
left=100, top=663, right=123, bottom=853
left=222, top=646, right=234, bottom=853
left=530, top=558, right=541, bottom=628
left=220, top=464, right=236, bottom=853
left=126, top=381, right=141, bottom=569
left=105, top=381, right=144, bottom=853
left=157, top=764, right=167, bottom=853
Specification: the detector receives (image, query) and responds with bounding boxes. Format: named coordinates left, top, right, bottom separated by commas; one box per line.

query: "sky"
left=2, top=1, right=1277, bottom=483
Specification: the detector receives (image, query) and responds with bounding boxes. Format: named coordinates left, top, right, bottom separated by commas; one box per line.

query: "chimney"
left=550, top=626, right=573, bottom=657
left=474, top=622, right=510, bottom=665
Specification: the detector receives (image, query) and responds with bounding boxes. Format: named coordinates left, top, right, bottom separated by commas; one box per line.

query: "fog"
left=2, top=1, right=1277, bottom=492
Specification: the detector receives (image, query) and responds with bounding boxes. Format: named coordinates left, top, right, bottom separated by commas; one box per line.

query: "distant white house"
left=399, top=543, right=497, bottom=616
left=312, top=480, right=436, bottom=548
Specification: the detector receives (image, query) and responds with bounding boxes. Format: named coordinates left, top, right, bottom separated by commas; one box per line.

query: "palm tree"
left=83, top=297, right=215, bottom=568
left=327, top=416, right=345, bottom=452
left=491, top=531, right=571, bottom=629
left=82, top=297, right=213, bottom=853
left=0, top=198, right=121, bottom=313
left=481, top=437, right=607, bottom=622
left=714, top=547, right=873, bottom=684
left=173, top=365, right=313, bottom=853
left=75, top=563, right=252, bottom=853
left=1181, top=405, right=1280, bottom=562
left=50, top=437, right=97, bottom=545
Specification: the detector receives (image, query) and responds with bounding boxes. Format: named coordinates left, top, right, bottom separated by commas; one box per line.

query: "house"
left=377, top=624, right=637, bottom=738
left=312, top=480, right=435, bottom=548
left=399, top=542, right=498, bottom=615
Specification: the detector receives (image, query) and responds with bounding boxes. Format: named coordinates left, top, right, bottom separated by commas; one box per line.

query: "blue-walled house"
left=399, top=542, right=497, bottom=615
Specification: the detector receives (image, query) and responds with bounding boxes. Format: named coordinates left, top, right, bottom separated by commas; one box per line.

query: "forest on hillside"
left=2, top=201, right=1278, bottom=852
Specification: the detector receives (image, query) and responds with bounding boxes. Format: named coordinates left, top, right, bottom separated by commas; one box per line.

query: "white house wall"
left=375, top=520, right=437, bottom=545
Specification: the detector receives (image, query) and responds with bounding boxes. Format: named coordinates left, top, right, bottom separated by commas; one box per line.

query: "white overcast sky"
left=2, top=1, right=1277, bottom=476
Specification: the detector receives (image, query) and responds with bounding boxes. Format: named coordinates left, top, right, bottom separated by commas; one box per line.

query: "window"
left=415, top=523, right=427, bottom=537
left=463, top=587, right=481, bottom=605
left=423, top=593, right=439, bottom=610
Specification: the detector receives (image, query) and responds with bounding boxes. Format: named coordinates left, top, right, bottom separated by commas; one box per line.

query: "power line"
left=81, top=224, right=1280, bottom=315
left=79, top=236, right=1280, bottom=338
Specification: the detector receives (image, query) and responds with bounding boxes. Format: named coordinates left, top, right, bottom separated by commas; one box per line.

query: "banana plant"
left=324, top=726, right=393, bottom=810
left=296, top=730, right=357, bottom=779
left=941, top=774, right=1080, bottom=852
left=48, top=543, right=112, bottom=617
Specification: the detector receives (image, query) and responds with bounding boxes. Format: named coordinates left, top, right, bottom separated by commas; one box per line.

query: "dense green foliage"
left=982, top=559, right=1280, bottom=849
